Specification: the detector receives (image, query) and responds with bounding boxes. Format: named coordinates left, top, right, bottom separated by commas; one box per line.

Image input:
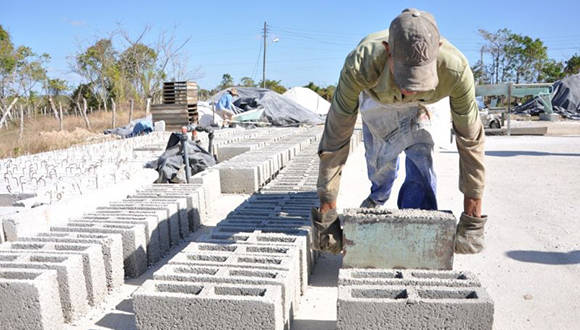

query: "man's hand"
left=464, top=197, right=482, bottom=218
left=320, top=201, right=337, bottom=214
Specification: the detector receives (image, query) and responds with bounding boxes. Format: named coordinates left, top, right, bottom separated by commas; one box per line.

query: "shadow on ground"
left=506, top=250, right=580, bottom=265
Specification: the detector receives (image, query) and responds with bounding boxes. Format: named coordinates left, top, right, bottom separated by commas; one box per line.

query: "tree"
left=260, top=79, right=286, bottom=94
left=538, top=60, right=565, bottom=83
left=304, top=82, right=336, bottom=101
left=74, top=38, right=117, bottom=111
left=479, top=28, right=512, bottom=84
left=217, top=73, right=234, bottom=90
left=564, top=54, right=580, bottom=75
left=240, top=77, right=256, bottom=87
left=506, top=33, right=547, bottom=83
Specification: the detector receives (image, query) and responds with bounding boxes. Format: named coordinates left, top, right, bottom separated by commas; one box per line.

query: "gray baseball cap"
left=388, top=8, right=440, bottom=92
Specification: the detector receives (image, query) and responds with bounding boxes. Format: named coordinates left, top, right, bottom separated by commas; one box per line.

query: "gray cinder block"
left=0, top=241, right=107, bottom=307
left=338, top=269, right=481, bottom=288
left=50, top=222, right=148, bottom=278
left=71, top=215, right=160, bottom=265
left=337, top=285, right=494, bottom=330
left=0, top=253, right=88, bottom=322
left=153, top=264, right=297, bottom=325
left=342, top=208, right=457, bottom=270
left=133, top=280, right=283, bottom=330
left=0, top=268, right=65, bottom=330
left=33, top=232, right=124, bottom=290
left=125, top=197, right=189, bottom=239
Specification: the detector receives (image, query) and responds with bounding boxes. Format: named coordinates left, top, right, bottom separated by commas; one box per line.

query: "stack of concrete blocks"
left=217, top=127, right=324, bottom=193
left=337, top=208, right=494, bottom=329
left=133, top=128, right=329, bottom=329
left=0, top=268, right=65, bottom=330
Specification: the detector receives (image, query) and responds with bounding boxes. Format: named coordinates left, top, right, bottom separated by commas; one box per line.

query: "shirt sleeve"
left=317, top=43, right=386, bottom=203
left=449, top=66, right=486, bottom=199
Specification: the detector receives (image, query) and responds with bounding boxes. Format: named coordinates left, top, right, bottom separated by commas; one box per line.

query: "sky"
left=2, top=0, right=580, bottom=90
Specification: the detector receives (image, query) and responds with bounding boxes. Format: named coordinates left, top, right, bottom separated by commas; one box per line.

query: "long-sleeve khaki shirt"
left=318, top=30, right=485, bottom=203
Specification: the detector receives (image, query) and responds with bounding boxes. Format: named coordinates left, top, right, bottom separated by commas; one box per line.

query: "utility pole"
left=263, top=21, right=267, bottom=88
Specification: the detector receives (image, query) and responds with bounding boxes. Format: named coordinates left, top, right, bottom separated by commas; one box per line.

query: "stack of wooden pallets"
left=152, top=81, right=199, bottom=130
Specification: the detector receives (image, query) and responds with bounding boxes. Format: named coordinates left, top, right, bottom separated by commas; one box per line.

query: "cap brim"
left=392, top=60, right=438, bottom=92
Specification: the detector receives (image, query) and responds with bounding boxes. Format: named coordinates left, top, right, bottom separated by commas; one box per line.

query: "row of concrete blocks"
left=217, top=128, right=324, bottom=193
left=133, top=156, right=322, bottom=329
left=214, top=128, right=302, bottom=161
left=337, top=268, right=494, bottom=330
left=0, top=171, right=220, bottom=328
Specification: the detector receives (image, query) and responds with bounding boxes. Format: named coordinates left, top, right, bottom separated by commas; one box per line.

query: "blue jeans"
left=362, top=122, right=438, bottom=210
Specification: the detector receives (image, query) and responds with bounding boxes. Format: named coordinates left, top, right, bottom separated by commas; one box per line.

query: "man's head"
left=387, top=8, right=441, bottom=93
left=229, top=87, right=239, bottom=96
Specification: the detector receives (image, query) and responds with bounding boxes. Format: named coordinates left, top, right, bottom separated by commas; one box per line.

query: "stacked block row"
left=0, top=168, right=218, bottom=329
left=216, top=127, right=324, bottom=193
left=337, top=269, right=494, bottom=330
left=133, top=127, right=335, bottom=330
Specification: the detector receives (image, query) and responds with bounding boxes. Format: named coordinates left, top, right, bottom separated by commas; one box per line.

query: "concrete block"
left=0, top=268, right=64, bottom=330
left=338, top=269, right=481, bottom=288
left=50, top=222, right=148, bottom=278
left=153, top=264, right=297, bottom=325
left=71, top=215, right=161, bottom=265
left=34, top=232, right=124, bottom=290
left=96, top=206, right=170, bottom=252
left=342, top=208, right=456, bottom=270
left=219, top=166, right=259, bottom=193
left=337, top=285, right=494, bottom=330
left=191, top=168, right=221, bottom=204
left=0, top=253, right=88, bottom=322
left=143, top=183, right=205, bottom=229
left=109, top=201, right=180, bottom=246
left=102, top=202, right=179, bottom=251
left=0, top=241, right=107, bottom=306
left=125, top=197, right=189, bottom=239
left=133, top=280, right=283, bottom=330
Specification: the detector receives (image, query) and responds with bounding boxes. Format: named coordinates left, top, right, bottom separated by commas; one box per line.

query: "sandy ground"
left=70, top=135, right=580, bottom=330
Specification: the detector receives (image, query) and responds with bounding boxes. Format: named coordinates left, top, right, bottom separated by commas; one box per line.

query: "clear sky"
left=2, top=0, right=580, bottom=90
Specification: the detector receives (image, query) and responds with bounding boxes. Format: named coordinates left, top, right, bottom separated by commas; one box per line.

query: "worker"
left=312, top=8, right=486, bottom=255
left=215, top=88, right=238, bottom=126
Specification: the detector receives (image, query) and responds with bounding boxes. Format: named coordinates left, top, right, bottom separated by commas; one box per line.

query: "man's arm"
left=449, top=66, right=485, bottom=217
left=317, top=42, right=386, bottom=210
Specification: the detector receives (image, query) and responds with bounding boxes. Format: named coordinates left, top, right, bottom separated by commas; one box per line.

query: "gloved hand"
left=455, top=212, right=487, bottom=254
left=310, top=207, right=343, bottom=255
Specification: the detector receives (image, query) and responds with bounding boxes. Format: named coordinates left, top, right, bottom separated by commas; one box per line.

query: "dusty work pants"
left=360, top=92, right=437, bottom=210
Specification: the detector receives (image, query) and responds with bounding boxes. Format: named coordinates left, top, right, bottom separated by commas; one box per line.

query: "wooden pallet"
left=151, top=104, right=198, bottom=130
left=163, top=81, right=198, bottom=104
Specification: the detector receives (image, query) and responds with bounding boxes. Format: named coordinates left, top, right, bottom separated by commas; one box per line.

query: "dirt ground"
left=69, top=135, right=580, bottom=330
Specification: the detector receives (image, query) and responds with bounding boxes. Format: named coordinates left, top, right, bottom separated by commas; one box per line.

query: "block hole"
left=229, top=269, right=277, bottom=279
left=256, top=236, right=296, bottom=243
left=30, top=256, right=66, bottom=263
left=38, top=233, right=68, bottom=237
left=198, top=245, right=237, bottom=252
left=0, top=271, right=40, bottom=280
left=238, top=257, right=282, bottom=265
left=246, top=246, right=289, bottom=254
left=156, top=283, right=203, bottom=295
left=187, top=255, right=228, bottom=262
left=418, top=289, right=478, bottom=299
left=351, top=271, right=403, bottom=279
left=54, top=244, right=86, bottom=251
left=77, top=234, right=108, bottom=239
left=174, top=266, right=218, bottom=275
left=411, top=272, right=468, bottom=280
left=215, top=286, right=266, bottom=297
left=12, top=243, right=44, bottom=249
left=352, top=288, right=408, bottom=299
left=0, top=255, right=18, bottom=261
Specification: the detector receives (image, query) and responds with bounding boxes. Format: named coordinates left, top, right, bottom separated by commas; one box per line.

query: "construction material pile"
left=283, top=87, right=330, bottom=115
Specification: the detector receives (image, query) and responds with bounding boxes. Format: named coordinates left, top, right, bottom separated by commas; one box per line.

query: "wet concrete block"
left=71, top=215, right=160, bottom=265
left=50, top=222, right=148, bottom=278
left=342, top=208, right=456, bottom=270
left=133, top=281, right=283, bottom=330
left=34, top=232, right=124, bottom=290
left=0, top=241, right=107, bottom=307
left=219, top=166, right=260, bottom=193
left=153, top=264, right=296, bottom=326
left=0, top=253, right=88, bottom=322
left=0, top=268, right=64, bottom=330
left=337, top=285, right=494, bottom=330
left=338, top=269, right=481, bottom=288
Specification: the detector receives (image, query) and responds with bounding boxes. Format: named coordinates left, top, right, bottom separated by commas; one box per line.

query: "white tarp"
left=283, top=87, right=330, bottom=115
